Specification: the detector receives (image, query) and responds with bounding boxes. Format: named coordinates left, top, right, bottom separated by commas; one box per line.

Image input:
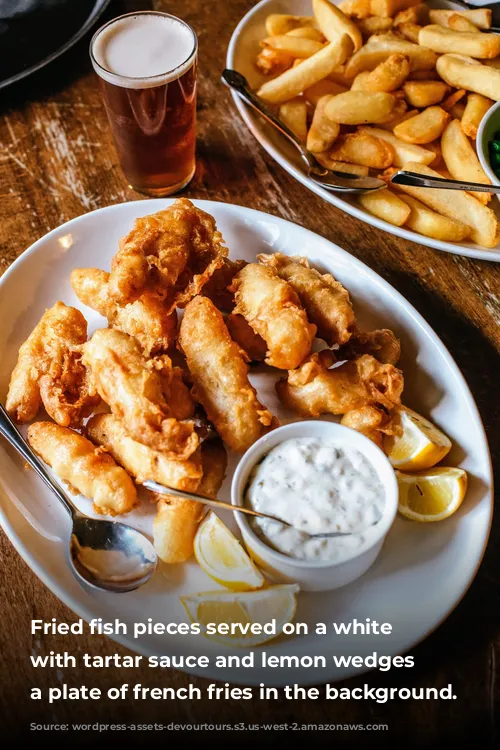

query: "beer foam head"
left=91, top=12, right=196, bottom=89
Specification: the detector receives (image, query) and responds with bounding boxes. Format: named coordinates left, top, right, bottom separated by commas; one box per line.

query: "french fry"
left=345, top=33, right=437, bottom=77
left=258, top=36, right=353, bottom=103
left=262, top=36, right=324, bottom=59
left=396, top=162, right=499, bottom=247
left=394, top=106, right=450, bottom=144
left=428, top=9, right=492, bottom=32
left=408, top=68, right=440, bottom=80
left=447, top=14, right=480, bottom=34
left=418, top=25, right=500, bottom=60
left=377, top=104, right=418, bottom=131
left=441, top=119, right=492, bottom=204
left=358, top=16, right=393, bottom=39
left=359, top=126, right=435, bottom=165
left=329, top=131, right=394, bottom=168
left=256, top=47, right=293, bottom=76
left=440, top=88, right=467, bottom=112
left=370, top=0, right=421, bottom=18
left=403, top=80, right=449, bottom=107
left=286, top=27, right=324, bottom=41
left=436, top=54, right=500, bottom=101
left=303, top=78, right=348, bottom=104
left=307, top=95, right=340, bottom=152
left=265, top=14, right=316, bottom=36
left=325, top=90, right=396, bottom=124
left=393, top=4, right=429, bottom=26
left=315, top=153, right=370, bottom=175
left=396, top=23, right=422, bottom=44
left=351, top=53, right=410, bottom=92
left=338, top=0, right=372, bottom=19
left=425, top=139, right=442, bottom=168
left=279, top=98, right=308, bottom=142
left=449, top=100, right=467, bottom=120
left=313, top=0, right=363, bottom=52
left=484, top=56, right=500, bottom=71
left=358, top=188, right=411, bottom=226
left=327, top=65, right=355, bottom=86
left=461, top=93, right=493, bottom=138
left=398, top=195, right=471, bottom=241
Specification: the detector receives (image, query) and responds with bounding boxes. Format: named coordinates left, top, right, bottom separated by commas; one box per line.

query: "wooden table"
left=0, top=0, right=499, bottom=743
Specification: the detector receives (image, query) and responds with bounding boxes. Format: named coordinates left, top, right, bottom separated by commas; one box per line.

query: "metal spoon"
left=0, top=403, right=157, bottom=593
left=143, top=480, right=366, bottom=539
left=222, top=68, right=386, bottom=194
left=391, top=169, right=500, bottom=193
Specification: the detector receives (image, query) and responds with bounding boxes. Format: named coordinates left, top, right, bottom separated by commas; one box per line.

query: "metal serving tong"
left=143, top=480, right=365, bottom=539
left=223, top=69, right=498, bottom=195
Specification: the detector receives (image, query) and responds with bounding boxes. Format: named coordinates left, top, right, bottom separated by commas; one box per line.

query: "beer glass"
left=90, top=11, right=197, bottom=196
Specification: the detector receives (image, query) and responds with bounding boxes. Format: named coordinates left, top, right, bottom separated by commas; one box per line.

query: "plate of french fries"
left=227, top=0, right=500, bottom=261
left=0, top=198, right=492, bottom=683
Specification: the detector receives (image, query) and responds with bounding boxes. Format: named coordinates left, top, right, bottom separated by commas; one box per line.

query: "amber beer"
left=91, top=12, right=197, bottom=196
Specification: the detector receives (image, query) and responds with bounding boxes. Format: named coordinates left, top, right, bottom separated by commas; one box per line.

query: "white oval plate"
left=0, top=200, right=492, bottom=686
left=227, top=0, right=500, bottom=263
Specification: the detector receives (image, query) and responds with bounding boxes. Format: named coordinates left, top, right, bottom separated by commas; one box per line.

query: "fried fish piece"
left=276, top=351, right=404, bottom=416
left=152, top=438, right=227, bottom=563
left=226, top=313, right=267, bottom=363
left=86, top=413, right=203, bottom=489
left=258, top=253, right=355, bottom=346
left=202, top=258, right=247, bottom=312
left=27, top=421, right=138, bottom=516
left=108, top=198, right=228, bottom=310
left=70, top=267, right=177, bottom=356
left=230, top=263, right=316, bottom=369
left=6, top=301, right=98, bottom=427
left=151, top=354, right=196, bottom=421
left=82, top=328, right=198, bottom=460
left=179, top=296, right=277, bottom=452
left=336, top=328, right=401, bottom=365
left=341, top=405, right=393, bottom=448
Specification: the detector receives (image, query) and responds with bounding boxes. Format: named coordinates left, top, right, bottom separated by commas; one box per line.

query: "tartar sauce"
left=245, top=438, right=385, bottom=562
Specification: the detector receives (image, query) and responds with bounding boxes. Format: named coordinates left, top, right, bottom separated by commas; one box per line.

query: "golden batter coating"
left=82, top=328, right=198, bottom=460
left=341, top=405, right=393, bottom=448
left=152, top=439, right=227, bottom=564
left=6, top=301, right=98, bottom=427
left=226, top=313, right=267, bottom=363
left=70, top=267, right=177, bottom=356
left=202, top=257, right=247, bottom=311
left=276, top=351, right=404, bottom=416
left=336, top=328, right=401, bottom=365
left=258, top=253, right=355, bottom=347
left=230, top=263, right=316, bottom=370
left=27, top=421, right=138, bottom=516
left=179, top=296, right=277, bottom=453
left=86, top=413, right=203, bottom=490
left=108, top=199, right=228, bottom=310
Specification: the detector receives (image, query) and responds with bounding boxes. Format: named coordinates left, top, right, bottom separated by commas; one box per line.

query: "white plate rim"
left=0, top=198, right=493, bottom=686
left=226, top=0, right=500, bottom=263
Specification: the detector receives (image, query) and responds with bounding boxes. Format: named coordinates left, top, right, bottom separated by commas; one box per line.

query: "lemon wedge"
left=180, top=584, right=300, bottom=647
left=194, top=512, right=265, bottom=591
left=397, top=467, right=467, bottom=522
left=384, top=406, right=452, bottom=471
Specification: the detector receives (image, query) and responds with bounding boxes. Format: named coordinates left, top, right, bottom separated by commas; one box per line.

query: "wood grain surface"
left=0, top=0, right=499, bottom=744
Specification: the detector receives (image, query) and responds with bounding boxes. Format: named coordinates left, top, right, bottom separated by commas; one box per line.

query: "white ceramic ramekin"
left=477, top=99, right=500, bottom=190
left=231, top=421, right=398, bottom=592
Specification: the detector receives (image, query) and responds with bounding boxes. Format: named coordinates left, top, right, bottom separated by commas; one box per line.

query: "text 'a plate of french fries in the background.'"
left=228, top=0, right=500, bottom=261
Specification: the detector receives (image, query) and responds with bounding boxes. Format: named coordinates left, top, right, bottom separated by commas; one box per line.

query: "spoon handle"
left=0, top=403, right=74, bottom=518
left=222, top=69, right=316, bottom=170
left=391, top=169, right=498, bottom=193
left=142, top=479, right=290, bottom=525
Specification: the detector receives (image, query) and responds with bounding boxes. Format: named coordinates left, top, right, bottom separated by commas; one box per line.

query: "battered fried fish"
left=230, top=263, right=316, bottom=370
left=152, top=439, right=227, bottom=564
left=150, top=354, right=195, bottom=421
left=6, top=301, right=98, bottom=427
left=108, top=198, right=228, bottom=310
left=179, top=296, right=277, bottom=452
left=336, top=328, right=401, bottom=366
left=82, top=328, right=198, bottom=460
left=27, top=422, right=137, bottom=516
left=276, top=351, right=404, bottom=416
left=86, top=413, right=203, bottom=489
left=258, top=253, right=355, bottom=347
left=226, top=313, right=267, bottom=363
left=341, top=405, right=393, bottom=449
left=202, top=258, right=247, bottom=311
left=70, top=267, right=177, bottom=356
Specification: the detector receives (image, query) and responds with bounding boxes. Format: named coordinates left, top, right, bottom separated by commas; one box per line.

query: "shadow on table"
left=0, top=0, right=153, bottom=113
